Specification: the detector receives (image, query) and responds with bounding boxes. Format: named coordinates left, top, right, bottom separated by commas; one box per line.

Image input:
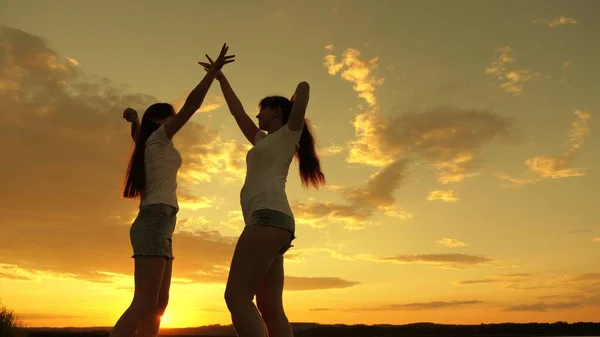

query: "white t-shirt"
left=139, top=125, right=182, bottom=209
left=240, top=124, right=302, bottom=225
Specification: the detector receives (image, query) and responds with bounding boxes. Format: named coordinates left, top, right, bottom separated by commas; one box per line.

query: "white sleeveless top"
left=139, top=125, right=182, bottom=209
left=240, top=124, right=302, bottom=225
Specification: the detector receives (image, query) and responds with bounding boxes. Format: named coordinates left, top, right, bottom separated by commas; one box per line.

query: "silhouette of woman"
left=199, top=57, right=325, bottom=337
left=110, top=44, right=234, bottom=337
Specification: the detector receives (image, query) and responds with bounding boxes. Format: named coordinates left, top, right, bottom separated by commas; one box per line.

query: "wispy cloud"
left=498, top=110, right=591, bottom=186
left=343, top=159, right=413, bottom=219
left=324, top=46, right=383, bottom=107
left=323, top=184, right=345, bottom=191
left=311, top=300, right=484, bottom=312
left=504, top=301, right=579, bottom=312
left=458, top=272, right=600, bottom=312
left=436, top=238, right=467, bottom=248
left=320, top=144, right=344, bottom=156
left=455, top=273, right=532, bottom=286
left=0, top=264, right=36, bottom=281
left=177, top=192, right=222, bottom=211
left=561, top=61, right=571, bottom=83
left=288, top=248, right=501, bottom=270
left=176, top=124, right=250, bottom=184
left=172, top=93, right=225, bottom=114
left=427, top=190, right=459, bottom=202
left=324, top=46, right=514, bottom=189
left=485, top=46, right=542, bottom=94
left=570, top=228, right=591, bottom=234
left=525, top=110, right=591, bottom=179
left=293, top=199, right=376, bottom=230
left=533, top=16, right=579, bottom=28
left=293, top=159, right=413, bottom=229
left=19, top=313, right=83, bottom=320
left=362, top=253, right=498, bottom=269
left=495, top=172, right=540, bottom=189
left=284, top=276, right=360, bottom=291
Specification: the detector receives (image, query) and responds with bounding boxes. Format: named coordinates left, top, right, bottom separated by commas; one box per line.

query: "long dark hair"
left=123, top=103, right=175, bottom=198
left=259, top=96, right=326, bottom=189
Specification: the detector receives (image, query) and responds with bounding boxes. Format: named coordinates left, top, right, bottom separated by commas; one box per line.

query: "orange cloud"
left=561, top=61, right=571, bottom=83
left=176, top=126, right=250, bottom=184
left=533, top=16, right=579, bottom=28
left=485, top=46, right=542, bottom=94
left=457, top=271, right=600, bottom=313
left=284, top=276, right=360, bottom=291
left=500, top=110, right=591, bottom=185
left=495, top=173, right=540, bottom=189
left=504, top=301, right=580, bottom=312
left=360, top=253, right=499, bottom=269
left=0, top=25, right=352, bottom=287
left=319, top=46, right=514, bottom=226
left=312, top=300, right=484, bottom=312
left=324, top=47, right=515, bottom=186
left=292, top=159, right=412, bottom=229
left=320, top=144, right=343, bottom=156
left=455, top=273, right=532, bottom=286
left=323, top=46, right=388, bottom=167
left=427, top=190, right=459, bottom=203
left=436, top=238, right=467, bottom=248
left=343, top=159, right=413, bottom=219
left=177, top=191, right=223, bottom=211
left=171, top=92, right=224, bottom=114
left=292, top=199, right=374, bottom=229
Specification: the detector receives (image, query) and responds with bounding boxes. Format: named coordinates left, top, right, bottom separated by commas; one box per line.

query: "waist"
left=140, top=192, right=178, bottom=209
left=139, top=203, right=179, bottom=216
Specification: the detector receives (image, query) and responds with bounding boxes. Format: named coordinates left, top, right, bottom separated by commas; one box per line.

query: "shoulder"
left=147, top=125, right=170, bottom=145
left=282, top=124, right=302, bottom=142
left=254, top=130, right=267, bottom=144
left=267, top=124, right=301, bottom=151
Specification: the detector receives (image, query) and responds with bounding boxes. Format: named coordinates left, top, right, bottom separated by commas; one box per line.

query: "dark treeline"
left=26, top=321, right=600, bottom=337
left=293, top=322, right=600, bottom=337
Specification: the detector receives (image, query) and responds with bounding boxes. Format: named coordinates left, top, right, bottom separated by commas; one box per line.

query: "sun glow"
left=159, top=313, right=172, bottom=328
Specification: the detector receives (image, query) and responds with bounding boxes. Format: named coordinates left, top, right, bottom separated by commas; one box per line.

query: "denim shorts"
left=129, top=203, right=178, bottom=261
left=248, top=209, right=296, bottom=255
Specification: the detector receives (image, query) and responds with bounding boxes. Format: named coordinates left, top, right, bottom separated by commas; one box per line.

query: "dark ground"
left=25, top=322, right=600, bottom=337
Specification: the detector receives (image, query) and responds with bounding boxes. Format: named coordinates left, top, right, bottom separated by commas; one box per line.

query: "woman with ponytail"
left=110, top=44, right=234, bottom=337
left=199, top=57, right=325, bottom=337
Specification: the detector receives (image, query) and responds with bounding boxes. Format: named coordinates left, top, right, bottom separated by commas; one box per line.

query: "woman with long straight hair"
left=199, top=57, right=325, bottom=337
left=110, top=44, right=234, bottom=337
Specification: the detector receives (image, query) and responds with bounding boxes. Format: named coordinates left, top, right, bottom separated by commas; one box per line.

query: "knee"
left=256, top=296, right=283, bottom=322
left=224, top=285, right=252, bottom=312
left=130, top=297, right=159, bottom=318
left=224, top=287, right=237, bottom=310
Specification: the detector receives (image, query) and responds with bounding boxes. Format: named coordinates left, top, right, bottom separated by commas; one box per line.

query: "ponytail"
left=295, top=119, right=325, bottom=189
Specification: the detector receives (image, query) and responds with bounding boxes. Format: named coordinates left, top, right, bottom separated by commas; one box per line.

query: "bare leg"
left=225, top=225, right=292, bottom=337
left=136, top=259, right=173, bottom=337
left=257, top=254, right=293, bottom=337
left=109, top=257, right=166, bottom=337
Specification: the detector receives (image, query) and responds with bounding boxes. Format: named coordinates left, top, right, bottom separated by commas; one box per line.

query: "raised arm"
left=219, top=74, right=263, bottom=145
left=130, top=120, right=140, bottom=140
left=198, top=56, right=263, bottom=145
left=163, top=43, right=234, bottom=139
left=123, top=107, right=140, bottom=141
left=287, top=81, right=310, bottom=131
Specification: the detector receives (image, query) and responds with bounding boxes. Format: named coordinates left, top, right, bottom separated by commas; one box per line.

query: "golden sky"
left=1, top=0, right=599, bottom=329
